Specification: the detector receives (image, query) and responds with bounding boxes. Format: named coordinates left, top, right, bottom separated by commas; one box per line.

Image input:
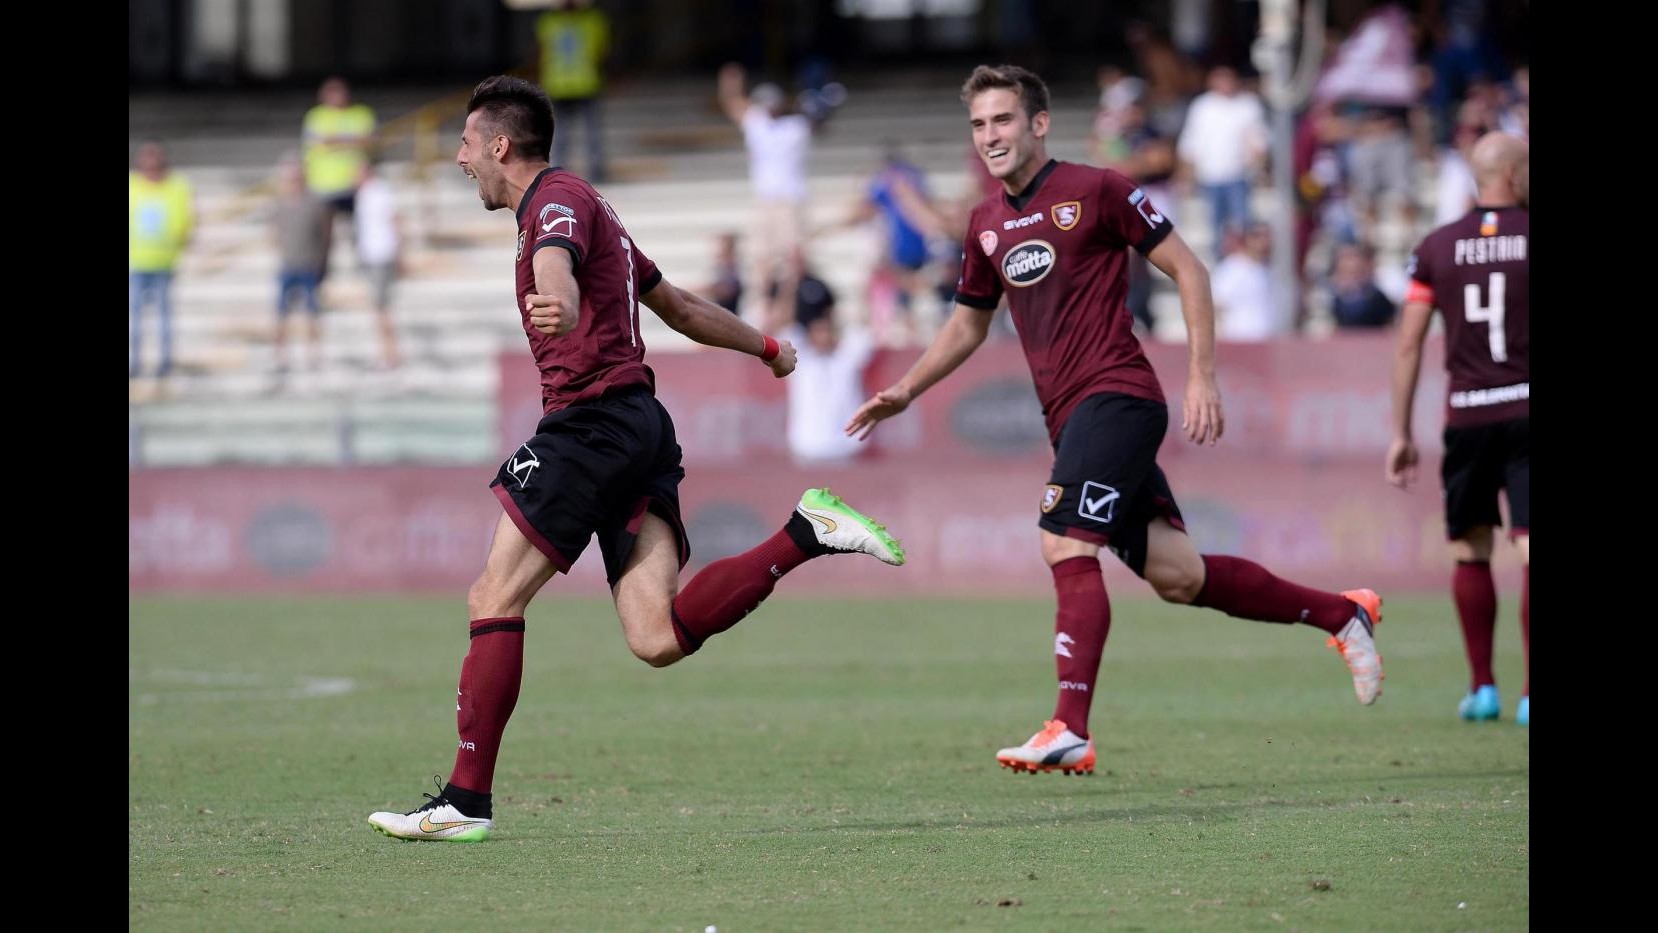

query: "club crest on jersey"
left=1002, top=239, right=1056, bottom=286
left=1127, top=187, right=1164, bottom=227
left=1041, top=484, right=1063, bottom=513
left=538, top=203, right=578, bottom=238
left=979, top=230, right=998, bottom=255
left=1480, top=211, right=1499, bottom=236
left=1052, top=201, right=1082, bottom=230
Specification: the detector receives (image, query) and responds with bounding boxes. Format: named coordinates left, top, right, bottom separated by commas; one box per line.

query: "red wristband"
left=760, top=335, right=780, bottom=362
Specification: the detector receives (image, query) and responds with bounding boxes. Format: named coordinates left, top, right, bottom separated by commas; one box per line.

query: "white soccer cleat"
left=795, top=488, right=905, bottom=565
left=1328, top=588, right=1384, bottom=705
left=368, top=783, right=493, bottom=843
left=996, top=719, right=1096, bottom=775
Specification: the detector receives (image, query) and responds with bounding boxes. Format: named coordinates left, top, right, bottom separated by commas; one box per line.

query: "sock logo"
left=1059, top=680, right=1090, bottom=692
left=769, top=563, right=781, bottom=578
left=458, top=740, right=476, bottom=751
left=1055, top=632, right=1075, bottom=658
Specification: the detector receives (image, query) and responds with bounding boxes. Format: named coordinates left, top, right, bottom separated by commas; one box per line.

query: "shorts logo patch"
left=508, top=444, right=541, bottom=489
left=1041, top=484, right=1063, bottom=513
left=1052, top=200, right=1082, bottom=230
left=978, top=230, right=998, bottom=255
left=1078, top=481, right=1119, bottom=524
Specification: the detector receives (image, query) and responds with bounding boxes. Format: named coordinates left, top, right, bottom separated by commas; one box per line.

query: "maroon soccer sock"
left=1453, top=560, right=1498, bottom=690
left=1520, top=564, right=1529, bottom=696
left=669, top=515, right=817, bottom=655
left=449, top=617, right=525, bottom=795
left=1192, top=555, right=1354, bottom=634
left=1050, top=556, right=1110, bottom=739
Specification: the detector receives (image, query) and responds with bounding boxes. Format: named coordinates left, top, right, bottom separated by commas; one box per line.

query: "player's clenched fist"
left=525, top=293, right=578, bottom=336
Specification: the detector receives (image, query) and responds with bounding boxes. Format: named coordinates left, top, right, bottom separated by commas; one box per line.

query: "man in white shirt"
left=784, top=305, right=874, bottom=465
left=719, top=62, right=816, bottom=324
left=1210, top=224, right=1282, bottom=342
left=354, top=160, right=401, bottom=368
left=1176, top=66, right=1267, bottom=258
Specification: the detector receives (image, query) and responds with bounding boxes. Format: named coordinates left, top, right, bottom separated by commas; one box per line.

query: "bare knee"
left=468, top=574, right=516, bottom=620
left=1451, top=527, right=1496, bottom=563
left=617, top=603, right=684, bottom=668
left=627, top=628, right=682, bottom=668
left=1148, top=563, right=1204, bottom=604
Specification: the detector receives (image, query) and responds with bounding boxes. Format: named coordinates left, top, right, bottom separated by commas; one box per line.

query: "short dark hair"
left=960, top=65, right=1050, bottom=119
left=466, top=75, right=555, bottom=163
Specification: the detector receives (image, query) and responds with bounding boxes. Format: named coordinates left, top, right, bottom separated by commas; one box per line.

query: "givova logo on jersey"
left=1002, top=239, right=1056, bottom=286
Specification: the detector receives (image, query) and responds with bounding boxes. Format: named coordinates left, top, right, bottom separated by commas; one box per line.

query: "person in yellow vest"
left=536, top=0, right=609, bottom=182
left=303, top=76, right=376, bottom=285
left=129, top=140, right=194, bottom=378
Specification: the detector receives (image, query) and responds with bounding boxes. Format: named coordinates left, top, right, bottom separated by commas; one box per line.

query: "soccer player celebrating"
left=1389, top=132, right=1529, bottom=726
left=848, top=65, right=1382, bottom=776
left=369, top=76, right=905, bottom=841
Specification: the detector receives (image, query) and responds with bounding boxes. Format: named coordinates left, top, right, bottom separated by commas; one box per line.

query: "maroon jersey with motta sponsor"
left=954, top=160, right=1173, bottom=443
left=1405, top=206, right=1529, bottom=428
left=516, top=167, right=664, bottom=414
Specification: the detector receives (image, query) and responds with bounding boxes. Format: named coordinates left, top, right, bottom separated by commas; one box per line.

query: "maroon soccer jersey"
left=516, top=168, right=664, bottom=414
left=954, top=160, right=1173, bottom=442
left=1405, top=206, right=1529, bottom=427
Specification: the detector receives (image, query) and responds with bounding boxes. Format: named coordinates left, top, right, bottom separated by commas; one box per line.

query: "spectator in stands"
left=272, top=159, right=330, bottom=373
left=1089, top=63, right=1146, bottom=167
left=766, top=245, right=836, bottom=337
left=536, top=0, right=610, bottom=182
left=1434, top=99, right=1493, bottom=226
left=718, top=62, right=818, bottom=325
left=699, top=231, right=743, bottom=314
left=1098, top=96, right=1177, bottom=335
left=822, top=145, right=937, bottom=346
left=1346, top=102, right=1419, bottom=241
left=303, top=76, right=376, bottom=286
left=129, top=140, right=195, bottom=379
left=1211, top=224, right=1282, bottom=342
left=1326, top=243, right=1397, bottom=330
left=1177, top=65, right=1268, bottom=257
left=783, top=302, right=874, bottom=466
left=354, top=159, right=402, bottom=369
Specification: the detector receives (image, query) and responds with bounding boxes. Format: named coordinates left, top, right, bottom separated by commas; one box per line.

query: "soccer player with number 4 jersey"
left=1390, top=132, right=1530, bottom=727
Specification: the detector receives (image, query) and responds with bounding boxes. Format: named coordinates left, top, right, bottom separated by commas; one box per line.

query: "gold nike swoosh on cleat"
left=419, top=814, right=485, bottom=833
left=801, top=509, right=837, bottom=534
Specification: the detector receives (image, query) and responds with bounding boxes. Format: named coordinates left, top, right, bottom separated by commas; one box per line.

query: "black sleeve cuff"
left=1133, top=220, right=1174, bottom=256
left=533, top=236, right=583, bottom=268
left=954, top=291, right=1000, bottom=310
left=639, top=267, right=663, bottom=295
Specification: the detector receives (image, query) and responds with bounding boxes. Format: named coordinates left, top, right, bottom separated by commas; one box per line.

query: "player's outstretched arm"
left=640, top=278, right=797, bottom=378
left=1147, top=230, right=1224, bottom=446
left=845, top=302, right=991, bottom=440
left=1387, top=300, right=1434, bottom=488
left=716, top=63, right=748, bottom=125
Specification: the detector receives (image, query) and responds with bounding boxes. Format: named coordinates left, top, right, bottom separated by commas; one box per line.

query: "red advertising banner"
left=132, top=330, right=1519, bottom=597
